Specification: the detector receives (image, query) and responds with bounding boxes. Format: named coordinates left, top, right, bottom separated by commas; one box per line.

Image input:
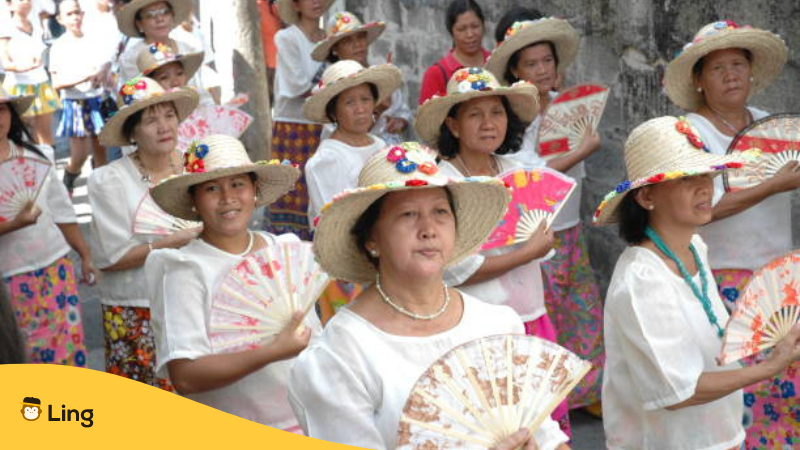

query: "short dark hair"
left=445, top=0, right=484, bottom=37
left=617, top=189, right=649, bottom=244
left=324, top=83, right=380, bottom=123
left=121, top=101, right=178, bottom=143
left=504, top=41, right=559, bottom=85
left=692, top=48, right=753, bottom=77
left=494, top=7, right=544, bottom=43
left=436, top=96, right=526, bottom=159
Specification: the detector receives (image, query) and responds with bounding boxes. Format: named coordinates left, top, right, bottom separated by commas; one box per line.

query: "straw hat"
left=0, top=86, right=33, bottom=116
left=311, top=11, right=386, bottom=62
left=115, top=0, right=191, bottom=38
left=276, top=0, right=335, bottom=25
left=136, top=41, right=204, bottom=80
left=98, top=76, right=199, bottom=147
left=485, top=18, right=580, bottom=85
left=150, top=134, right=301, bottom=221
left=414, top=67, right=539, bottom=145
left=593, top=116, right=749, bottom=225
left=303, top=60, right=403, bottom=124
left=313, top=141, right=510, bottom=284
left=664, top=21, right=788, bottom=111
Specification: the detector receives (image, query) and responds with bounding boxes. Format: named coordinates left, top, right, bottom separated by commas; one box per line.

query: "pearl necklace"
left=232, top=231, right=255, bottom=257
left=375, top=273, right=451, bottom=321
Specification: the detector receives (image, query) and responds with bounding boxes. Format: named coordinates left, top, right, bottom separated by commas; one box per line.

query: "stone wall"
left=344, top=0, right=799, bottom=292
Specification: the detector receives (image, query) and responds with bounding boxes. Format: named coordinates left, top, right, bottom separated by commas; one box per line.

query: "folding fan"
left=0, top=156, right=52, bottom=223
left=132, top=193, right=202, bottom=235
left=208, top=240, right=330, bottom=353
left=397, top=334, right=591, bottom=449
left=723, top=113, right=800, bottom=192
left=177, top=104, right=253, bottom=151
left=481, top=168, right=577, bottom=251
left=537, top=84, right=610, bottom=161
left=718, top=250, right=799, bottom=365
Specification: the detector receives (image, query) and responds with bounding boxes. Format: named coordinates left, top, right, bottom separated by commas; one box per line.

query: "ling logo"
left=21, top=397, right=42, bottom=421
left=20, top=397, right=94, bottom=427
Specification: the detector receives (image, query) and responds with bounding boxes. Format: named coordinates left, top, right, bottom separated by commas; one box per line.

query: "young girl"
left=135, top=41, right=209, bottom=103
left=145, top=134, right=320, bottom=429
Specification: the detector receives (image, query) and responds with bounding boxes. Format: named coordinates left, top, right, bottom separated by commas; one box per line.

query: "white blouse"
left=289, top=293, right=567, bottom=450
left=603, top=235, right=744, bottom=450
left=687, top=108, right=793, bottom=271
left=305, top=135, right=385, bottom=223
left=146, top=232, right=321, bottom=429
left=2, top=25, right=48, bottom=85
left=273, top=25, right=323, bottom=124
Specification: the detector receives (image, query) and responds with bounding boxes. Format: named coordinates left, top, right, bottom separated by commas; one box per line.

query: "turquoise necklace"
left=645, top=226, right=724, bottom=338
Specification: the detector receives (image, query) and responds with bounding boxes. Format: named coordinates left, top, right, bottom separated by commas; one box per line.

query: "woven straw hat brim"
left=311, top=22, right=386, bottom=62
left=99, top=88, right=199, bottom=147
left=151, top=163, right=300, bottom=221
left=313, top=180, right=510, bottom=284
left=485, top=19, right=580, bottom=86
left=414, top=84, right=540, bottom=145
left=0, top=95, right=34, bottom=116
left=140, top=51, right=204, bottom=81
left=303, top=64, right=403, bottom=124
left=277, top=0, right=335, bottom=25
left=664, top=29, right=788, bottom=110
left=116, top=0, right=191, bottom=38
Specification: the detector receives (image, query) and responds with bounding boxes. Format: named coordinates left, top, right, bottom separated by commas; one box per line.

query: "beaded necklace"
left=645, top=226, right=724, bottom=338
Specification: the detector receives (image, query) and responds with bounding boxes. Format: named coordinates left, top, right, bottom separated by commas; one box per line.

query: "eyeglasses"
left=141, top=7, right=172, bottom=20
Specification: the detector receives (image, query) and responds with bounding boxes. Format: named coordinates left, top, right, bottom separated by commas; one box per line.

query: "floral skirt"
left=102, top=304, right=173, bottom=391
left=56, top=96, right=105, bottom=137
left=3, top=256, right=86, bottom=366
left=318, top=280, right=364, bottom=325
left=525, top=314, right=571, bottom=437
left=540, top=224, right=605, bottom=408
left=5, top=81, right=61, bottom=116
left=266, top=122, right=322, bottom=241
left=713, top=269, right=797, bottom=450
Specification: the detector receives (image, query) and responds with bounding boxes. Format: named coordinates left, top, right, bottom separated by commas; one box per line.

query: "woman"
left=135, top=41, right=208, bottom=101
left=664, top=21, right=799, bottom=448
left=290, top=144, right=570, bottom=450
left=90, top=76, right=199, bottom=388
left=595, top=115, right=800, bottom=450
left=0, top=87, right=96, bottom=366
left=485, top=14, right=605, bottom=414
left=418, top=0, right=490, bottom=105
left=312, top=11, right=412, bottom=144
left=145, top=134, right=319, bottom=430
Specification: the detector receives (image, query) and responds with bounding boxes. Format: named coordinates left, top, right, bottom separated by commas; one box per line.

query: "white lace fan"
left=718, top=250, right=800, bottom=365
left=0, top=156, right=51, bottom=223
left=538, top=84, right=609, bottom=161
left=132, top=193, right=202, bottom=235
left=397, top=334, right=591, bottom=449
left=208, top=240, right=330, bottom=353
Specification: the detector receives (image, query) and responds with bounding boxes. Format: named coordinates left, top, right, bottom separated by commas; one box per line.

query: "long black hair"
left=617, top=189, right=649, bottom=244
left=4, top=104, right=46, bottom=159
left=436, top=96, right=526, bottom=159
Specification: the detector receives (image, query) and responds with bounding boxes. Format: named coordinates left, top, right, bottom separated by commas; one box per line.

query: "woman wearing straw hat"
left=89, top=76, right=199, bottom=389
left=312, top=11, right=412, bottom=145
left=664, top=21, right=799, bottom=447
left=135, top=41, right=211, bottom=105
left=145, top=134, right=319, bottom=430
left=595, top=115, right=800, bottom=450
left=289, top=143, right=570, bottom=449
left=0, top=86, right=97, bottom=367
left=485, top=13, right=606, bottom=416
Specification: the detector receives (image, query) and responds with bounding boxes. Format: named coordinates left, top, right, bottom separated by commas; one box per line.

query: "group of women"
left=1, top=0, right=798, bottom=449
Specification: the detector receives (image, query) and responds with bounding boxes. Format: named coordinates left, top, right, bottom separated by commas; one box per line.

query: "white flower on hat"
left=458, top=81, right=473, bottom=93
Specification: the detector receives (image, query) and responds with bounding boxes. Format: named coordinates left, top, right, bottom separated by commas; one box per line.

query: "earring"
left=696, top=87, right=702, bottom=93
left=254, top=195, right=258, bottom=202
left=191, top=206, right=197, bottom=212
left=648, top=205, right=655, bottom=211
left=749, top=77, right=754, bottom=82
left=369, top=249, right=379, bottom=258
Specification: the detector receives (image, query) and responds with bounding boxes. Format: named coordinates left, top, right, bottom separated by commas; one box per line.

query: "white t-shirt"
left=2, top=25, right=48, bottom=85
left=439, top=155, right=549, bottom=323
left=305, top=135, right=385, bottom=223
left=0, top=3, right=11, bottom=40
left=146, top=232, right=321, bottom=429
left=273, top=25, right=323, bottom=124
left=49, top=32, right=113, bottom=99
left=686, top=108, right=793, bottom=271
left=603, top=235, right=745, bottom=450
left=79, top=4, right=121, bottom=62
left=0, top=144, right=76, bottom=277
left=289, top=293, right=568, bottom=450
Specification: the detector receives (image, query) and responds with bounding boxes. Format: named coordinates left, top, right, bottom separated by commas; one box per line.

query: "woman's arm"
left=712, top=161, right=800, bottom=221
left=462, top=222, right=554, bottom=285
left=56, top=222, right=98, bottom=284
left=101, top=228, right=200, bottom=272
left=546, top=129, right=601, bottom=173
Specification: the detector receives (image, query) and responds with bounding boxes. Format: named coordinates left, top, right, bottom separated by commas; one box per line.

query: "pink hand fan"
left=724, top=113, right=800, bottom=192
left=538, top=84, right=609, bottom=161
left=0, top=156, right=51, bottom=223
left=481, top=168, right=577, bottom=251
left=397, top=334, right=590, bottom=449
left=718, top=250, right=799, bottom=365
left=177, top=104, right=253, bottom=151
left=208, top=240, right=330, bottom=353
left=132, top=193, right=202, bottom=235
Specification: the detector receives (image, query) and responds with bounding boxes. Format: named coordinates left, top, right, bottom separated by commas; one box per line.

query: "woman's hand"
left=80, top=258, right=99, bottom=286
left=765, top=160, right=800, bottom=194
left=13, top=201, right=41, bottom=228
left=156, top=227, right=201, bottom=250
left=491, top=429, right=538, bottom=450
left=385, top=117, right=408, bottom=134
left=520, top=220, right=555, bottom=261
left=761, top=324, right=800, bottom=377
left=267, top=311, right=312, bottom=362
left=577, top=127, right=601, bottom=158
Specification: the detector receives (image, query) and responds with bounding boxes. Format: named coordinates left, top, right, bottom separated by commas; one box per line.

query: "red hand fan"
left=537, top=84, right=609, bottom=161
left=177, top=104, right=253, bottom=152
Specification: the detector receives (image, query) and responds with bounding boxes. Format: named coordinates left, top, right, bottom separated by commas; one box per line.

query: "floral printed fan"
left=718, top=250, right=799, bottom=365
left=481, top=168, right=577, bottom=251
left=724, top=113, right=800, bottom=192
left=208, top=240, right=330, bottom=353
left=397, top=334, right=590, bottom=449
left=538, top=84, right=610, bottom=161
left=0, top=157, right=51, bottom=223
left=177, top=94, right=253, bottom=151
left=132, top=193, right=201, bottom=235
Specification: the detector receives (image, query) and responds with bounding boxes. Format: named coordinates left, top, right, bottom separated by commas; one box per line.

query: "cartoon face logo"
left=21, top=397, right=41, bottom=421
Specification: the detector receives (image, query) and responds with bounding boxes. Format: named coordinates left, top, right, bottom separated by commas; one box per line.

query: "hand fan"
left=537, top=84, right=609, bottom=161
left=208, top=240, right=330, bottom=353
left=723, top=113, right=800, bottom=192
left=177, top=104, right=253, bottom=151
left=397, top=334, right=590, bottom=449
left=132, top=193, right=202, bottom=235
left=0, top=156, right=52, bottom=223
left=718, top=250, right=799, bottom=365
left=480, top=168, right=577, bottom=251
